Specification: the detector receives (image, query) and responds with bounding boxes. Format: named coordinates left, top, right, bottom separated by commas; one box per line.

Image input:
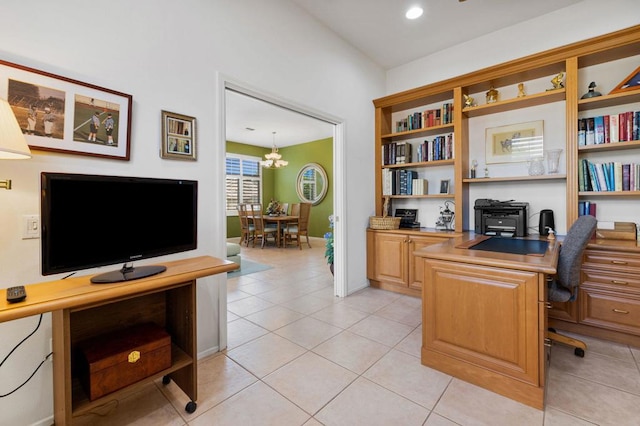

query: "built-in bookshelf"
left=373, top=25, right=640, bottom=232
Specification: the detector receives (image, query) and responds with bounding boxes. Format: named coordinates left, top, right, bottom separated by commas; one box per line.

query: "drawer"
left=582, top=269, right=640, bottom=292
left=579, top=288, right=640, bottom=336
left=583, top=250, right=640, bottom=273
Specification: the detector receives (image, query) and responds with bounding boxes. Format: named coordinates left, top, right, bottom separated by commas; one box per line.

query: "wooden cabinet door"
left=408, top=236, right=446, bottom=291
left=370, top=232, right=408, bottom=288
left=423, top=260, right=541, bottom=386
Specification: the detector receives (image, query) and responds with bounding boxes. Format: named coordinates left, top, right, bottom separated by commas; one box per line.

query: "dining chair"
left=280, top=203, right=289, bottom=215
left=283, top=202, right=311, bottom=249
left=290, top=203, right=300, bottom=217
left=237, top=204, right=254, bottom=247
left=250, top=207, right=278, bottom=248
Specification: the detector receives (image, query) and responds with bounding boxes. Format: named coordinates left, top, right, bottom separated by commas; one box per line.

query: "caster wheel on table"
left=162, top=375, right=171, bottom=385
left=186, top=401, right=197, bottom=414
left=574, top=347, right=585, bottom=357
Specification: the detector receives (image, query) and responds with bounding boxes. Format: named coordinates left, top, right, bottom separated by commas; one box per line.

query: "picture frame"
left=1, top=59, right=132, bottom=160
left=439, top=179, right=450, bottom=194
left=485, top=120, right=543, bottom=164
left=161, top=110, right=196, bottom=161
left=610, top=66, right=640, bottom=94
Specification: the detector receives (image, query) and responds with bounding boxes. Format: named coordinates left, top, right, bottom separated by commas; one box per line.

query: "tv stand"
left=0, top=255, right=238, bottom=425
left=90, top=263, right=167, bottom=283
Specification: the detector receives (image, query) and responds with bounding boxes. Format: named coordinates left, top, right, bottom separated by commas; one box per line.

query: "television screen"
left=41, top=172, right=197, bottom=283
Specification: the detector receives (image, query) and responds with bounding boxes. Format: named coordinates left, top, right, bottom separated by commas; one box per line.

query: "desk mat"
left=466, top=237, right=548, bottom=256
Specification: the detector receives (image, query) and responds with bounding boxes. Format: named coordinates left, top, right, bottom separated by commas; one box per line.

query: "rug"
left=227, top=259, right=273, bottom=278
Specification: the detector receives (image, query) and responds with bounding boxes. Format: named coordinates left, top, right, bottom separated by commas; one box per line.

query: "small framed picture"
left=439, top=179, right=450, bottom=194
left=161, top=110, right=196, bottom=161
left=610, top=66, right=640, bottom=94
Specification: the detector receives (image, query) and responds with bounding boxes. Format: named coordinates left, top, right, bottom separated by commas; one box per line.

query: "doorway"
left=219, top=77, right=346, bottom=301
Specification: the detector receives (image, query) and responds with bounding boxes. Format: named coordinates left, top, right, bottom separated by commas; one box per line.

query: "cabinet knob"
left=545, top=302, right=553, bottom=309
left=544, top=338, right=552, bottom=347
left=611, top=260, right=628, bottom=265
left=612, top=308, right=629, bottom=314
left=611, top=280, right=628, bottom=285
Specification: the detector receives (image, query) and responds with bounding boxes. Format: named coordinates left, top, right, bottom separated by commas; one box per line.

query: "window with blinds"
left=226, top=155, right=262, bottom=214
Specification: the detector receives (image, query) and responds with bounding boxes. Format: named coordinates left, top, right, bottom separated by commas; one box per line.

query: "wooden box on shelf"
left=77, top=322, right=171, bottom=401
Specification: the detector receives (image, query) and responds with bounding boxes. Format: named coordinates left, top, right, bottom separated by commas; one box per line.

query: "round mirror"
left=296, top=163, right=328, bottom=205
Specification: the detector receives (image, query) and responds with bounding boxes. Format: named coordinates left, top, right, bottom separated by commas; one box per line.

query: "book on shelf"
left=594, top=116, right=605, bottom=144
left=579, top=159, right=640, bottom=192
left=393, top=102, right=454, bottom=134
left=610, top=114, right=619, bottom=143
left=578, top=201, right=596, bottom=217
left=412, top=179, right=428, bottom=195
left=579, top=111, right=639, bottom=146
left=585, top=117, right=595, bottom=145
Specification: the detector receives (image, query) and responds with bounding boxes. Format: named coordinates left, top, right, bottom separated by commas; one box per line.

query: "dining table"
left=264, top=214, right=299, bottom=247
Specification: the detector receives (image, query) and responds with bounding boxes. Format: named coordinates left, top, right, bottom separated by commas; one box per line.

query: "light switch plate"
left=22, top=214, right=40, bottom=239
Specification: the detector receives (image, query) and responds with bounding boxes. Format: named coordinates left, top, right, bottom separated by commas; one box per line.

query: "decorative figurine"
left=470, top=159, right=478, bottom=178
left=463, top=94, right=475, bottom=107
left=486, top=86, right=498, bottom=103
left=548, top=72, right=565, bottom=90
left=581, top=81, right=602, bottom=99
left=484, top=167, right=489, bottom=178
left=517, top=83, right=526, bottom=97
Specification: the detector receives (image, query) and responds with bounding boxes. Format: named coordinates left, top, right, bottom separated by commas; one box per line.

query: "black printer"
left=474, top=199, right=529, bottom=237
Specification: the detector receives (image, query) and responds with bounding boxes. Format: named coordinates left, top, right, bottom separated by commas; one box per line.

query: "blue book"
left=594, top=116, right=605, bottom=144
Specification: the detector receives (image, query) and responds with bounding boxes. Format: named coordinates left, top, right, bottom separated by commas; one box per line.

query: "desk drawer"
left=582, top=269, right=640, bottom=292
left=583, top=250, right=640, bottom=274
left=579, top=288, right=640, bottom=336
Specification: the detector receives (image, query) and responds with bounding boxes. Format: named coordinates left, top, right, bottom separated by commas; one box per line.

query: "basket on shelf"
left=369, top=215, right=401, bottom=230
left=369, top=196, right=401, bottom=230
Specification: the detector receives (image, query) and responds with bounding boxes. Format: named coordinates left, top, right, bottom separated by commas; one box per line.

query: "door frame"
left=216, top=74, right=347, bottom=348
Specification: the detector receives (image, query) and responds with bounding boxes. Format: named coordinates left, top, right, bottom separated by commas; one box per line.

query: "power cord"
left=0, top=314, right=53, bottom=398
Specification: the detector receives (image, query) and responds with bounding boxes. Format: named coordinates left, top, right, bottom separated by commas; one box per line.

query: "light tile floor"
left=75, top=237, right=640, bottom=425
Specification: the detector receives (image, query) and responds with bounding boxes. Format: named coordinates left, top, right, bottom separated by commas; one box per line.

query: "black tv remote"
left=6, top=286, right=27, bottom=303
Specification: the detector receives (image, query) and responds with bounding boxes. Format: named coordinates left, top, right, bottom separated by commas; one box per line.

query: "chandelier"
left=260, top=131, right=288, bottom=168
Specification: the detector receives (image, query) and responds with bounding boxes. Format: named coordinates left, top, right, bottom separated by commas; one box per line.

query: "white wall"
left=0, top=1, right=383, bottom=424
left=386, top=0, right=640, bottom=233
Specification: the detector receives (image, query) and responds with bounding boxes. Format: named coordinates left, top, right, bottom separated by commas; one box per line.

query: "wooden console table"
left=0, top=255, right=238, bottom=425
left=414, top=235, right=559, bottom=409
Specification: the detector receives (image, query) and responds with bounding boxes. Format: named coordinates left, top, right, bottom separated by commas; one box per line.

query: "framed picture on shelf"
left=1, top=59, right=132, bottom=160
left=161, top=110, right=196, bottom=161
left=485, top=120, right=543, bottom=164
left=439, top=179, right=450, bottom=194
left=610, top=66, right=640, bottom=94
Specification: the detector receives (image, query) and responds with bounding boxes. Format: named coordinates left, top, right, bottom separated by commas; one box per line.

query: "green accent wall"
left=226, top=137, right=333, bottom=239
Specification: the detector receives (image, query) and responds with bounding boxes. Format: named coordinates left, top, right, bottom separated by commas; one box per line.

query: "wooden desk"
left=264, top=215, right=298, bottom=247
left=0, top=255, right=237, bottom=425
left=414, top=234, right=560, bottom=409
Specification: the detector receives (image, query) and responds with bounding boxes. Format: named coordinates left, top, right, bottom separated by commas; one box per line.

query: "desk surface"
left=0, top=255, right=237, bottom=323
left=414, top=233, right=560, bottom=275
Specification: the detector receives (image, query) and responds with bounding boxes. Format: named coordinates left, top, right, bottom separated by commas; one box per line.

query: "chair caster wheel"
left=186, top=401, right=197, bottom=413
left=548, top=327, right=556, bottom=333
left=162, top=375, right=171, bottom=385
left=574, top=348, right=585, bottom=357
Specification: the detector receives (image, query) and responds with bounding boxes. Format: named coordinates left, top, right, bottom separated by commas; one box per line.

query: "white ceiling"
left=226, top=0, right=582, bottom=147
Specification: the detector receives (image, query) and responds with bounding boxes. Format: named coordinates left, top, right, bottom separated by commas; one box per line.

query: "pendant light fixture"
left=260, top=131, right=288, bottom=169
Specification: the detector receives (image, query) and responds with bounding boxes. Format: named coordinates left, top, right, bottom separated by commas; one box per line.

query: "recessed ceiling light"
left=406, top=6, right=423, bottom=20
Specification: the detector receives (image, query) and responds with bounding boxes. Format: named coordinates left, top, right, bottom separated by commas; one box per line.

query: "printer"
left=474, top=199, right=529, bottom=237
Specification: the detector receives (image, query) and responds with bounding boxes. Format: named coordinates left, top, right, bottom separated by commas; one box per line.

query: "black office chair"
left=547, top=215, right=597, bottom=357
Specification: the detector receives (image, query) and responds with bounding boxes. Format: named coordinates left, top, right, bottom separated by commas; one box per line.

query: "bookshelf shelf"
left=577, top=89, right=640, bottom=112
left=578, top=140, right=640, bottom=152
left=382, top=123, right=454, bottom=141
left=462, top=89, right=566, bottom=118
left=389, top=194, right=453, bottom=199
left=383, top=159, right=454, bottom=169
left=578, top=191, right=640, bottom=197
left=463, top=174, right=566, bottom=183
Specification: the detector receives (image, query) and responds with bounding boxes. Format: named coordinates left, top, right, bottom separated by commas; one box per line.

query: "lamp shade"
left=0, top=98, right=32, bottom=159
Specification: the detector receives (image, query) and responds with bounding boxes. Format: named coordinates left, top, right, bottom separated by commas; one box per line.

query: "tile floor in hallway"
left=75, top=237, right=640, bottom=426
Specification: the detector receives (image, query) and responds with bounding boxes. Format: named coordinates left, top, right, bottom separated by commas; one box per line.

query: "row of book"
left=578, top=201, right=596, bottom=217
left=395, top=103, right=453, bottom=132
left=578, top=159, right=640, bottom=192
left=382, top=133, right=454, bottom=165
left=578, top=111, right=639, bottom=146
left=381, top=169, right=429, bottom=196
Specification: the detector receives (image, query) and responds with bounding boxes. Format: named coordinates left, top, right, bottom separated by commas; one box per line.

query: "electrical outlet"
left=22, top=214, right=40, bottom=239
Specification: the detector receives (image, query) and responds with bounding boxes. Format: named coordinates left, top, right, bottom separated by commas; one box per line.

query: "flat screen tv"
left=41, top=172, right=197, bottom=283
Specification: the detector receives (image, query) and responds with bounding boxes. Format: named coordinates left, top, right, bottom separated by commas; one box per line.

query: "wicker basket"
left=369, top=215, right=401, bottom=230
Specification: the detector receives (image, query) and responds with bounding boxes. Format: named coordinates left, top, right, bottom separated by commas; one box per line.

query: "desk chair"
left=283, top=202, right=311, bottom=249
left=547, top=215, right=597, bottom=357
